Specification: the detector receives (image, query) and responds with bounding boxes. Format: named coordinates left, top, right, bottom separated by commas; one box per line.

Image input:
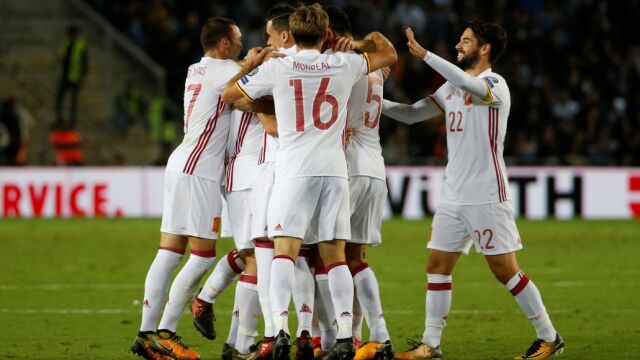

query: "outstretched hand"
left=405, top=27, right=428, bottom=59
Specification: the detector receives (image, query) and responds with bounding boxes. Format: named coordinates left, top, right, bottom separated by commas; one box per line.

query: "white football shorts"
left=428, top=201, right=523, bottom=255
left=348, top=176, right=387, bottom=246
left=268, top=176, right=351, bottom=244
left=160, top=169, right=222, bottom=240
left=225, top=189, right=254, bottom=251
left=250, top=162, right=275, bottom=240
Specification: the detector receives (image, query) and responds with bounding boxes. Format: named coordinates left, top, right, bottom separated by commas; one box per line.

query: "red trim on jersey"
left=158, top=246, right=185, bottom=255
left=225, top=112, right=253, bottom=192
left=191, top=249, right=216, bottom=258
left=509, top=272, right=530, bottom=296
left=273, top=254, right=295, bottom=263
left=227, top=250, right=243, bottom=274
left=489, top=108, right=506, bottom=202
left=183, top=97, right=225, bottom=174
left=326, top=261, right=348, bottom=272
left=427, top=282, right=452, bottom=291
left=255, top=239, right=275, bottom=249
left=258, top=131, right=267, bottom=165
left=350, top=263, right=369, bottom=276
left=240, top=274, right=258, bottom=285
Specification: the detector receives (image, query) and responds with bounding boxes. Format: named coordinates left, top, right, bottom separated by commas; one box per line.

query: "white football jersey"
left=225, top=109, right=263, bottom=192
left=431, top=68, right=511, bottom=205
left=166, top=57, right=239, bottom=181
left=346, top=69, right=385, bottom=180
left=237, top=49, right=369, bottom=180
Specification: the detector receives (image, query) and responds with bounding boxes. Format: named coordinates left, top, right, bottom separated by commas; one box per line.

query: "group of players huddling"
left=130, top=3, right=564, bottom=360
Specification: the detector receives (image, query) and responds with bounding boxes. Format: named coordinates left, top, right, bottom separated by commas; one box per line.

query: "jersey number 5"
left=290, top=77, right=338, bottom=132
left=364, top=74, right=383, bottom=129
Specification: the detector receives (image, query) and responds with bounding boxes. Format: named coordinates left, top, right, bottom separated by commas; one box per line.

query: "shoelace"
left=404, top=339, right=424, bottom=351
left=524, top=339, right=543, bottom=357
left=171, top=335, right=190, bottom=349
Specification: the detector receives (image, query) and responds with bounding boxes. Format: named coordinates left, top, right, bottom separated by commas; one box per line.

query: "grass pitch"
left=1, top=218, right=639, bottom=359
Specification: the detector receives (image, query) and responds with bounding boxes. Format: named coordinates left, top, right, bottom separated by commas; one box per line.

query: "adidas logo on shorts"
left=274, top=224, right=283, bottom=231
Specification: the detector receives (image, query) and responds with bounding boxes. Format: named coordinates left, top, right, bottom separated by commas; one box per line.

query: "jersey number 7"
left=290, top=77, right=338, bottom=132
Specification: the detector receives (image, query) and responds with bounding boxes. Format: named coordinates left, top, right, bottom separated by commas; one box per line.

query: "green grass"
left=1, top=218, right=639, bottom=359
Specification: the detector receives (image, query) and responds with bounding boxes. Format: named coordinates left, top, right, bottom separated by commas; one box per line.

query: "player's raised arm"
left=221, top=46, right=271, bottom=104
left=353, top=31, right=397, bottom=73
left=382, top=97, right=444, bottom=125
left=406, top=27, right=490, bottom=101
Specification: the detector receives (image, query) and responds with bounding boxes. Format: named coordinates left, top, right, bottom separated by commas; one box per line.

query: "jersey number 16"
left=290, top=77, right=338, bottom=132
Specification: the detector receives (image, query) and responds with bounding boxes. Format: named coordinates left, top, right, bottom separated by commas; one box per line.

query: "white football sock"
left=352, top=264, right=390, bottom=343
left=226, top=283, right=241, bottom=346
left=235, top=275, right=260, bottom=353
left=422, top=273, right=452, bottom=348
left=199, top=250, right=244, bottom=303
left=270, top=255, right=295, bottom=334
left=157, top=251, right=216, bottom=332
left=327, top=262, right=354, bottom=340
left=139, top=248, right=184, bottom=332
left=506, top=271, right=557, bottom=342
left=293, top=255, right=314, bottom=337
left=352, top=294, right=363, bottom=341
left=255, top=241, right=275, bottom=337
left=315, top=268, right=336, bottom=350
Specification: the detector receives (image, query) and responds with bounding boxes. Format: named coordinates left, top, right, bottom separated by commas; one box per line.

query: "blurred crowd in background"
left=10, top=0, right=635, bottom=166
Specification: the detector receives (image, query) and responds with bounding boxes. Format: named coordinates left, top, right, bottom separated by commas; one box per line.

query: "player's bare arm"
left=256, top=113, right=277, bottom=136
left=357, top=31, right=397, bottom=72
left=405, top=27, right=491, bottom=102
left=233, top=97, right=275, bottom=115
left=221, top=46, right=271, bottom=104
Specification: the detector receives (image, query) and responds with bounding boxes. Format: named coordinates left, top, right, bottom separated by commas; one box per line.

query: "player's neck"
left=465, top=62, right=491, bottom=77
left=204, top=49, right=226, bottom=60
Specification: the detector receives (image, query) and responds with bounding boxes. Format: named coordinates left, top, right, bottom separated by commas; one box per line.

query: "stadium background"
left=1, top=0, right=639, bottom=359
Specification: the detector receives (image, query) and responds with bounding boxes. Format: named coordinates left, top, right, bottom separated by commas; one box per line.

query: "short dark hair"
left=467, top=19, right=507, bottom=64
left=267, top=5, right=295, bottom=32
left=324, top=5, right=352, bottom=36
left=200, top=17, right=236, bottom=51
left=289, top=4, right=329, bottom=48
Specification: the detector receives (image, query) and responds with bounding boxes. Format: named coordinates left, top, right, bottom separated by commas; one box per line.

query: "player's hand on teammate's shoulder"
left=405, top=27, right=428, bottom=59
left=263, top=50, right=287, bottom=62
left=244, top=46, right=273, bottom=69
left=332, top=37, right=355, bottom=52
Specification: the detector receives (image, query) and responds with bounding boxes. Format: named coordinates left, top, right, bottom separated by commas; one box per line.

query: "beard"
left=457, top=49, right=480, bottom=70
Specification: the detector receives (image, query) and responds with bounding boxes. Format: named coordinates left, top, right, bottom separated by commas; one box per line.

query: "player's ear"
left=280, top=31, right=289, bottom=44
left=481, top=43, right=491, bottom=58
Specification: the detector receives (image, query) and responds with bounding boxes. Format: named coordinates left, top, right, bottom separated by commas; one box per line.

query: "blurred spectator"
left=55, top=25, right=88, bottom=127
left=88, top=0, right=640, bottom=166
left=114, top=80, right=144, bottom=135
left=147, top=96, right=178, bottom=165
left=0, top=97, right=24, bottom=165
left=50, top=118, right=83, bottom=166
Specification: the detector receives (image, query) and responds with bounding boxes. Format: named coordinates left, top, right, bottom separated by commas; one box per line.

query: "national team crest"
left=464, top=92, right=473, bottom=106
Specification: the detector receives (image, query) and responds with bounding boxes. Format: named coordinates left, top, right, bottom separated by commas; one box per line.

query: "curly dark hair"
left=467, top=19, right=507, bottom=64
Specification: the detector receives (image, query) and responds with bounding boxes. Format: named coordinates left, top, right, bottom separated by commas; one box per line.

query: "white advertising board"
left=1, top=167, right=639, bottom=219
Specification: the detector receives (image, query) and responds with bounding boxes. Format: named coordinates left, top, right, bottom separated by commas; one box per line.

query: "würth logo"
left=299, top=303, right=312, bottom=314
left=629, top=176, right=640, bottom=218
left=339, top=311, right=352, bottom=318
left=445, top=93, right=452, bottom=101
left=274, top=224, right=283, bottom=231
